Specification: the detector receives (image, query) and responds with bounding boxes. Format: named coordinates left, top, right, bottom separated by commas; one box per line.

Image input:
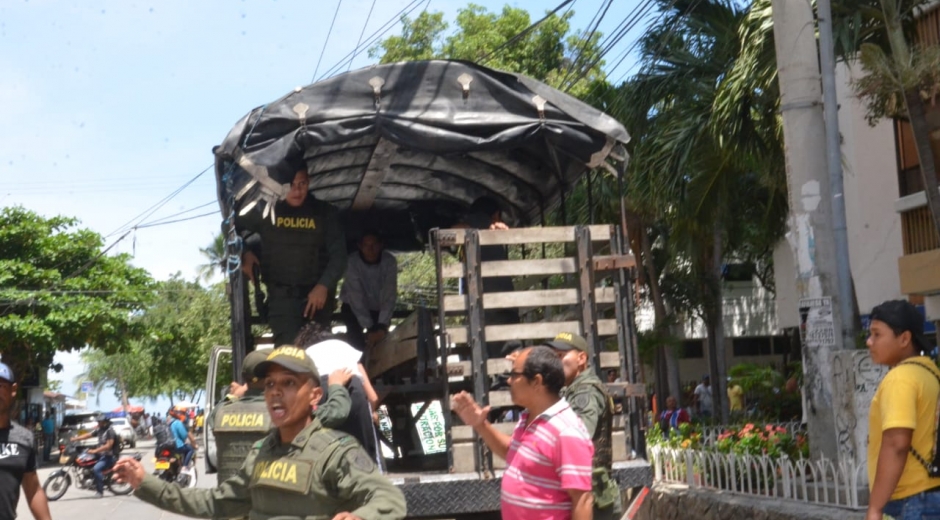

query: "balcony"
left=898, top=193, right=940, bottom=295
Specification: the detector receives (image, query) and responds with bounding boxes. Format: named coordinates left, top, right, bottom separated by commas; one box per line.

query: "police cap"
left=242, top=348, right=273, bottom=383
left=544, top=332, right=589, bottom=353
left=254, top=345, right=320, bottom=380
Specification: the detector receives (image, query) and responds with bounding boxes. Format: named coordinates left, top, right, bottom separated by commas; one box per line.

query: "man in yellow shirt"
left=866, top=299, right=940, bottom=520
left=727, top=378, right=745, bottom=417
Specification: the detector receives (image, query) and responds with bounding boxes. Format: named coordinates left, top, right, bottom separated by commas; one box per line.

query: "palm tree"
left=197, top=233, right=227, bottom=283
left=852, top=0, right=940, bottom=241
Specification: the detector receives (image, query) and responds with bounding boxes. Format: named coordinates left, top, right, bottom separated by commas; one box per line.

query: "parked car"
left=109, top=417, right=137, bottom=448
left=58, top=412, right=100, bottom=449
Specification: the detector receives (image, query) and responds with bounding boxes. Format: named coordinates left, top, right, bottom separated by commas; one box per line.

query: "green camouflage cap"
left=254, top=345, right=320, bottom=379
left=544, top=332, right=589, bottom=353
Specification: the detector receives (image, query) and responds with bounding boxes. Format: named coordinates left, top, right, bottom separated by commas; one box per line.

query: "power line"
left=316, top=0, right=427, bottom=82
left=347, top=0, right=379, bottom=73
left=106, top=164, right=212, bottom=238
left=479, top=0, right=577, bottom=66
left=558, top=0, right=616, bottom=88
left=312, top=0, right=345, bottom=83
left=135, top=201, right=216, bottom=226
left=135, top=211, right=217, bottom=229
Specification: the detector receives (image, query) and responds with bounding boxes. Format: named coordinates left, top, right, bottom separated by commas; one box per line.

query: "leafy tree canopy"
left=0, top=206, right=153, bottom=381
left=369, top=3, right=605, bottom=93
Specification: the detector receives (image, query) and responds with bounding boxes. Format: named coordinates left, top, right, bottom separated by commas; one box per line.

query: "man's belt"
left=267, top=283, right=315, bottom=298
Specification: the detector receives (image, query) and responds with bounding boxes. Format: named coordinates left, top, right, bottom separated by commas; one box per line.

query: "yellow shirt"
left=195, top=415, right=204, bottom=428
left=868, top=356, right=940, bottom=499
left=727, top=385, right=744, bottom=412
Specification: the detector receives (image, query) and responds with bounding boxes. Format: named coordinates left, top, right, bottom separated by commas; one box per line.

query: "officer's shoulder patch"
left=570, top=392, right=592, bottom=411
left=343, top=447, right=376, bottom=473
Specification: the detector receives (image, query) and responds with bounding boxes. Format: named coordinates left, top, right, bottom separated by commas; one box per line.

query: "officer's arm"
left=377, top=253, right=398, bottom=327
left=134, top=449, right=254, bottom=519
left=316, top=206, right=348, bottom=289
left=315, top=384, right=352, bottom=428
left=327, top=444, right=407, bottom=520
left=570, top=390, right=604, bottom=437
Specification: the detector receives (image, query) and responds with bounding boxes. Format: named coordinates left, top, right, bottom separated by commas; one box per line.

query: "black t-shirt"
left=92, top=426, right=120, bottom=457
left=0, top=422, right=37, bottom=520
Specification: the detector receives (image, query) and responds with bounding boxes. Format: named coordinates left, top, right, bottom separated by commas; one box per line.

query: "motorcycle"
left=43, top=443, right=142, bottom=501
left=154, top=442, right=198, bottom=488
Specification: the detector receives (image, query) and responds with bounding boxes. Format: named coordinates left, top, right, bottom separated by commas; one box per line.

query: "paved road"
left=17, top=439, right=217, bottom=520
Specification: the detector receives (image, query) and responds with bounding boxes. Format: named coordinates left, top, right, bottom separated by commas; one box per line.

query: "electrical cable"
left=316, top=0, right=426, bottom=82
left=479, top=0, right=577, bottom=66
left=135, top=211, right=217, bottom=229
left=347, top=0, right=378, bottom=72
left=558, top=0, right=616, bottom=89
left=312, top=0, right=345, bottom=83
left=106, top=164, right=213, bottom=238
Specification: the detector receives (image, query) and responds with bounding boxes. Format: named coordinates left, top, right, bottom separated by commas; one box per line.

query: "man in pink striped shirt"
left=452, top=346, right=594, bottom=520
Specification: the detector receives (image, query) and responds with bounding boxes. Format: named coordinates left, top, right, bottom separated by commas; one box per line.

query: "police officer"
left=113, top=346, right=406, bottom=520
left=240, top=169, right=347, bottom=345
left=544, top=332, right=621, bottom=520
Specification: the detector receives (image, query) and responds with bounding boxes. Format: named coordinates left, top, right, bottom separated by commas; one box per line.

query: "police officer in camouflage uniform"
left=240, top=169, right=347, bottom=345
left=113, top=346, right=406, bottom=520
left=545, top=332, right=622, bottom=520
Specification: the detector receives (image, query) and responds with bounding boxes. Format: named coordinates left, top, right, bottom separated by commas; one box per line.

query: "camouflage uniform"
left=135, top=417, right=406, bottom=520
left=564, top=369, right=621, bottom=520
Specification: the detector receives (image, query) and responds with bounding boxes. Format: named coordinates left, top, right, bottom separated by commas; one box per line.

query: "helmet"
left=95, top=413, right=110, bottom=424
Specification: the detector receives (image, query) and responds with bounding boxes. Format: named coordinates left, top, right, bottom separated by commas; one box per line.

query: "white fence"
left=648, top=446, right=868, bottom=510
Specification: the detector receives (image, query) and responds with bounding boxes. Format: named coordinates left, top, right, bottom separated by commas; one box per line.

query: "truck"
left=204, top=59, right=652, bottom=519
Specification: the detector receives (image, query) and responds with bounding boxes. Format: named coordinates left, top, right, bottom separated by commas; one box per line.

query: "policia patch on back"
left=344, top=448, right=376, bottom=473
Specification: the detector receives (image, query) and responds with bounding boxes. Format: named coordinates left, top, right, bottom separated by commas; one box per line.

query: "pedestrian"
left=727, top=377, right=745, bottom=417
left=693, top=375, right=713, bottom=419
left=238, top=168, right=347, bottom=344
left=659, top=396, right=691, bottom=435
left=40, top=411, right=55, bottom=462
left=452, top=346, right=594, bottom=520
left=865, top=299, right=940, bottom=520
left=113, top=346, right=406, bottom=520
left=544, top=332, right=622, bottom=520
left=0, top=362, right=51, bottom=520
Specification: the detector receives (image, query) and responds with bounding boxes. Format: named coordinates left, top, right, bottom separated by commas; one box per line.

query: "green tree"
left=0, top=207, right=153, bottom=382
left=853, top=0, right=940, bottom=241
left=197, top=233, right=228, bottom=283
left=370, top=3, right=604, bottom=93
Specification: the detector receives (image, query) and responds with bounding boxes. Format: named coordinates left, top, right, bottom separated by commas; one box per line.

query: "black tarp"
left=214, top=60, right=630, bottom=251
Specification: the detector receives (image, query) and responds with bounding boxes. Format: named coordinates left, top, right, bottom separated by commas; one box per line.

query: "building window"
left=680, top=340, right=704, bottom=359
left=895, top=116, right=940, bottom=198
left=733, top=337, right=773, bottom=356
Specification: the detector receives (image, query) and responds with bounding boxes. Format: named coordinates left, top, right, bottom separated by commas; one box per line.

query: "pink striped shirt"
left=500, top=399, right=594, bottom=520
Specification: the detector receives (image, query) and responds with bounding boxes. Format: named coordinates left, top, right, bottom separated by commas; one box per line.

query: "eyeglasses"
left=507, top=370, right=527, bottom=380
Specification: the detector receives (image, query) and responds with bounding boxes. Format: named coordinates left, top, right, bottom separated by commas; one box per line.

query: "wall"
left=636, top=483, right=865, bottom=520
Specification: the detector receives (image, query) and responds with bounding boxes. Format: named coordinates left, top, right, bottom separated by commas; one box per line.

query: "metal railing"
left=649, top=446, right=867, bottom=510
left=901, top=205, right=940, bottom=255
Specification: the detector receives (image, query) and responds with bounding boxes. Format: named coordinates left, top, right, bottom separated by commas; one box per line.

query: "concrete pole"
left=771, top=0, right=846, bottom=461
left=817, top=0, right=859, bottom=350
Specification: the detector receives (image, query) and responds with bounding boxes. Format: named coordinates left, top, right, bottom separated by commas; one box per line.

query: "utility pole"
left=817, top=0, right=858, bottom=350
left=771, top=0, right=847, bottom=461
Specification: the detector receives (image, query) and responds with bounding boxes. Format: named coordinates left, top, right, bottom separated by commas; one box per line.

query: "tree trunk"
left=639, top=224, right=682, bottom=406
left=904, top=89, right=940, bottom=243
left=701, top=227, right=729, bottom=424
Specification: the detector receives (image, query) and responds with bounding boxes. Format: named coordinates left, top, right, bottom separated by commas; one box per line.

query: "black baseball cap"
left=544, top=332, right=589, bottom=353
left=870, top=300, right=932, bottom=352
left=254, top=346, right=320, bottom=379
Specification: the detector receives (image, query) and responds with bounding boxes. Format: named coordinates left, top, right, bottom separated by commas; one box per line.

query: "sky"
left=1, top=0, right=647, bottom=412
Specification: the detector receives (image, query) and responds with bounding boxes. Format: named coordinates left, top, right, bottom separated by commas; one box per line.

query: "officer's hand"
left=112, top=457, right=145, bottom=490
left=242, top=251, right=260, bottom=282
left=304, top=284, right=329, bottom=318
left=451, top=391, right=490, bottom=428
left=229, top=381, right=248, bottom=398
left=331, top=513, right=362, bottom=520
left=489, top=221, right=509, bottom=230
left=328, top=368, right=354, bottom=387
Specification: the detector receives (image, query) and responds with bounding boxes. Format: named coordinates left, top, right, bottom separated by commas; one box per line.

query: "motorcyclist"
left=167, top=409, right=197, bottom=468
left=70, top=413, right=119, bottom=498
